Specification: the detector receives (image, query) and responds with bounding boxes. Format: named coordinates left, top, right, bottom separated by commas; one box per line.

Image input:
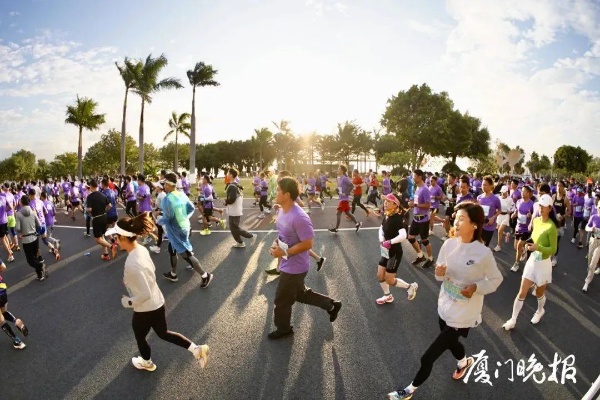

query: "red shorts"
left=337, top=200, right=350, bottom=212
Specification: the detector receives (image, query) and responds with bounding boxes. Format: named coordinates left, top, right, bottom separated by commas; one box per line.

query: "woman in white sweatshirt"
left=106, top=213, right=209, bottom=372
left=387, top=202, right=503, bottom=400
left=375, top=193, right=418, bottom=305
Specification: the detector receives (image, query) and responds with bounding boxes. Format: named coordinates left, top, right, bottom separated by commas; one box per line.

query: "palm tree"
left=272, top=119, right=291, bottom=135
left=164, top=111, right=191, bottom=172
left=115, top=57, right=141, bottom=175
left=65, top=95, right=106, bottom=180
left=132, top=54, right=183, bottom=173
left=187, top=62, right=220, bottom=176
left=253, top=128, right=274, bottom=170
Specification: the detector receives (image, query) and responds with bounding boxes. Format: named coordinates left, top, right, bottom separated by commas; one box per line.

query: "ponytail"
left=116, top=212, right=156, bottom=241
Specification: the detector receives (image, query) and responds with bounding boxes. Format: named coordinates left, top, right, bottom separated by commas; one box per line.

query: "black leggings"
left=86, top=215, right=91, bottom=234
left=126, top=200, right=138, bottom=218
left=167, top=242, right=206, bottom=275
left=413, top=317, right=468, bottom=387
left=259, top=195, right=270, bottom=212
left=352, top=195, right=368, bottom=214
left=132, top=306, right=191, bottom=360
left=157, top=225, right=164, bottom=247
left=367, top=191, right=379, bottom=207
left=23, top=239, right=44, bottom=277
left=573, top=217, right=583, bottom=239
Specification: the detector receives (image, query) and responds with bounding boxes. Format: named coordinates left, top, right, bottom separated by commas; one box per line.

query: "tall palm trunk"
left=190, top=86, right=196, bottom=175
left=120, top=88, right=128, bottom=175
left=77, top=126, right=83, bottom=180
left=138, top=99, right=145, bottom=174
left=174, top=132, right=179, bottom=172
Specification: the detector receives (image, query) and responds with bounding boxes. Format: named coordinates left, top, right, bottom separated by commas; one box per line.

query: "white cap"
left=105, top=225, right=136, bottom=237
left=538, top=194, right=553, bottom=208
left=500, top=185, right=509, bottom=193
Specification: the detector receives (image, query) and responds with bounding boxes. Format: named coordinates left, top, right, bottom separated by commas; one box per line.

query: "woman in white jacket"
left=388, top=202, right=503, bottom=400
left=106, top=213, right=209, bottom=372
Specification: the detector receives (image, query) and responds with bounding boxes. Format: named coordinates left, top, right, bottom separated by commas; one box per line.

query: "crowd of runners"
left=0, top=165, right=598, bottom=399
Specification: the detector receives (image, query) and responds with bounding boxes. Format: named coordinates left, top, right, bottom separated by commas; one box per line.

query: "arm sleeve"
left=15, top=215, right=20, bottom=233
left=537, top=224, right=558, bottom=257
left=474, top=253, right=504, bottom=295
left=225, top=185, right=237, bottom=205
left=585, top=219, right=594, bottom=232
left=389, top=228, right=407, bottom=244
left=378, top=226, right=384, bottom=243
left=125, top=267, right=152, bottom=306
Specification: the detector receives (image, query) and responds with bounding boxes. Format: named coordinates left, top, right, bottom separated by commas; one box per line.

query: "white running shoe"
left=376, top=294, right=394, bottom=305
left=502, top=318, right=517, bottom=331
left=193, top=344, right=210, bottom=368
left=428, top=230, right=434, bottom=236
left=149, top=245, right=161, bottom=254
left=531, top=309, right=545, bottom=324
left=595, top=267, right=600, bottom=275
left=570, top=238, right=576, bottom=244
left=232, top=242, right=246, bottom=248
left=257, top=213, right=265, bottom=219
left=131, top=357, right=157, bottom=372
left=520, top=251, right=527, bottom=261
left=407, top=283, right=418, bottom=301
left=493, top=245, right=501, bottom=252
left=510, top=262, right=520, bottom=272
left=551, top=256, right=557, bottom=267
left=582, top=282, right=589, bottom=292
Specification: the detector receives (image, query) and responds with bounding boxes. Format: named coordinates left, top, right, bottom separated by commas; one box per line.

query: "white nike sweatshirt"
left=435, top=237, right=503, bottom=328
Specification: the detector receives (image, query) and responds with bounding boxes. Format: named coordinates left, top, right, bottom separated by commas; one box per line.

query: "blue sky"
left=1, top=0, right=599, bottom=169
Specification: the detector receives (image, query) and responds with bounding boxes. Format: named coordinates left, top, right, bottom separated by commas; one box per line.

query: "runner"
left=160, top=173, right=213, bottom=287
left=552, top=180, right=570, bottom=266
left=0, top=191, right=14, bottom=263
left=503, top=194, right=558, bottom=330
left=257, top=172, right=270, bottom=219
left=85, top=180, right=115, bottom=261
left=509, top=179, right=521, bottom=236
left=106, top=213, right=209, bottom=371
left=225, top=168, right=254, bottom=248
left=40, top=192, right=60, bottom=252
left=408, top=169, right=434, bottom=268
left=477, top=176, right=502, bottom=248
left=180, top=171, right=190, bottom=197
left=510, top=186, right=534, bottom=272
left=306, top=172, right=324, bottom=213
left=124, top=176, right=137, bottom=218
left=375, top=193, right=418, bottom=305
left=328, top=165, right=361, bottom=233
left=366, top=172, right=379, bottom=208
left=266, top=177, right=341, bottom=340
left=0, top=259, right=28, bottom=349
left=582, top=203, right=600, bottom=293
left=61, top=177, right=71, bottom=215
left=428, top=176, right=444, bottom=235
left=493, top=185, right=514, bottom=252
left=441, top=174, right=458, bottom=239
left=2, top=183, right=19, bottom=253
left=16, top=196, right=47, bottom=281
left=571, top=187, right=586, bottom=249
left=387, top=202, right=503, bottom=400
left=252, top=171, right=261, bottom=206
left=28, top=189, right=60, bottom=261
left=199, top=175, right=226, bottom=236
left=149, top=182, right=166, bottom=254
left=351, top=169, right=369, bottom=217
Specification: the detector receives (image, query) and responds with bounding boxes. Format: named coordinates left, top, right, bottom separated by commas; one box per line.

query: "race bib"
left=446, top=187, right=453, bottom=197
left=575, top=205, right=583, bottom=213
left=444, top=200, right=450, bottom=207
left=380, top=245, right=390, bottom=259
left=584, top=208, right=591, bottom=218
left=481, top=205, right=490, bottom=217
left=533, top=250, right=543, bottom=261
left=442, top=280, right=468, bottom=303
left=517, top=213, right=527, bottom=224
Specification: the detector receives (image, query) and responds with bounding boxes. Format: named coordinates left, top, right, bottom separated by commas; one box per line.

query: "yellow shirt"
left=531, top=217, right=558, bottom=259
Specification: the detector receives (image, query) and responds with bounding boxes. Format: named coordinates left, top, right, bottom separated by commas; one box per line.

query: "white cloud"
left=9, top=11, right=20, bottom=17
left=305, top=0, right=347, bottom=17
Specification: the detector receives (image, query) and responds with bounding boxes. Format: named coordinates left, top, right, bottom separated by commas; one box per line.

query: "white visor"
left=105, top=225, right=137, bottom=237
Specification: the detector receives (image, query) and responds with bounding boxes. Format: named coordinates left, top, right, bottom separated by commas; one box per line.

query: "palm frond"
left=164, top=130, right=174, bottom=141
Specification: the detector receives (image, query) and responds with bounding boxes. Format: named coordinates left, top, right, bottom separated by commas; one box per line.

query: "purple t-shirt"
left=428, top=184, right=444, bottom=208
left=477, top=194, right=502, bottom=231
left=202, top=185, right=213, bottom=209
left=137, top=184, right=152, bottom=212
left=181, top=178, right=190, bottom=195
left=253, top=176, right=260, bottom=192
left=30, top=198, right=47, bottom=226
left=382, top=177, right=391, bottom=195
left=413, top=185, right=431, bottom=222
left=586, top=214, right=600, bottom=230
left=276, top=204, right=315, bottom=274
left=43, top=200, right=55, bottom=226
left=70, top=186, right=80, bottom=203
left=62, top=182, right=71, bottom=195
left=0, top=192, right=14, bottom=217
left=572, top=195, right=585, bottom=218
left=125, top=183, right=136, bottom=202
left=583, top=195, right=594, bottom=219
left=510, top=189, right=521, bottom=203
left=515, top=199, right=534, bottom=233
left=307, top=178, right=317, bottom=194
left=337, top=175, right=353, bottom=201
left=260, top=179, right=268, bottom=196
left=456, top=193, right=474, bottom=204
left=0, top=195, right=7, bottom=224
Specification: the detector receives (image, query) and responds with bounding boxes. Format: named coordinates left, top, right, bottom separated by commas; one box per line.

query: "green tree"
left=115, top=57, right=142, bottom=175
left=553, top=145, right=592, bottom=174
left=378, top=151, right=412, bottom=172
left=253, top=127, right=274, bottom=170
left=132, top=54, right=183, bottom=173
left=37, top=159, right=50, bottom=178
left=381, top=83, right=454, bottom=170
left=163, top=111, right=191, bottom=172
left=64, top=95, right=106, bottom=180
left=0, top=150, right=37, bottom=181
left=539, top=155, right=551, bottom=172
left=187, top=62, right=220, bottom=175
left=142, top=143, right=161, bottom=175
left=526, top=151, right=541, bottom=176
left=49, top=152, right=78, bottom=178
left=334, top=121, right=361, bottom=166
left=83, top=129, right=138, bottom=175
left=273, top=132, right=300, bottom=171
left=159, top=142, right=190, bottom=171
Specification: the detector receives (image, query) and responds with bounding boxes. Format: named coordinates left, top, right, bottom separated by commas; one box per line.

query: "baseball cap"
left=500, top=185, right=509, bottom=193
left=382, top=193, right=401, bottom=206
left=577, top=187, right=584, bottom=193
left=538, top=194, right=553, bottom=208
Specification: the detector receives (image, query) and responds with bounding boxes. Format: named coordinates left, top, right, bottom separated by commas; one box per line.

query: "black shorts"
left=430, top=207, right=438, bottom=214
left=203, top=208, right=213, bottom=218
left=92, top=215, right=108, bottom=238
left=515, top=231, right=531, bottom=241
left=106, top=214, right=118, bottom=225
left=71, top=200, right=80, bottom=207
left=0, top=223, right=7, bottom=238
left=445, top=204, right=455, bottom=217
left=409, top=220, right=430, bottom=239
left=481, top=229, right=494, bottom=246
left=0, top=292, right=7, bottom=308
left=379, top=251, right=403, bottom=273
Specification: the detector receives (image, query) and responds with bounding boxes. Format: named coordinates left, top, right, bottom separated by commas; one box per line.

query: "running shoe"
left=376, top=294, right=394, bottom=305
left=321, top=203, right=325, bottom=211
left=193, top=344, right=210, bottom=368
left=257, top=213, right=265, bottom=219
left=7, top=255, right=14, bottom=263
left=422, top=258, right=434, bottom=269
left=328, top=228, right=338, bottom=233
left=36, top=275, right=45, bottom=282
left=200, top=273, right=214, bottom=288
left=502, top=318, right=517, bottom=331
left=268, top=328, right=294, bottom=340
left=551, top=256, right=557, bottom=267
left=220, top=219, right=226, bottom=229
left=265, top=268, right=280, bottom=275
left=163, top=272, right=178, bottom=282
left=317, top=257, right=326, bottom=271
left=101, top=253, right=111, bottom=261
left=407, top=283, right=418, bottom=301
left=12, top=339, right=26, bottom=350
left=387, top=389, right=413, bottom=400
left=83, top=232, right=91, bottom=238
left=199, top=229, right=211, bottom=236
left=577, top=242, right=583, bottom=249
left=232, top=242, right=246, bottom=248
left=429, top=230, right=434, bottom=236
left=14, top=245, right=20, bottom=252
left=355, top=222, right=362, bottom=233
left=595, top=267, right=600, bottom=275
left=582, top=282, right=589, bottom=293
left=328, top=301, right=342, bottom=322
left=493, top=245, right=501, bottom=252
left=510, top=262, right=520, bottom=272
left=412, top=255, right=426, bottom=266
left=131, top=357, right=157, bottom=372
left=452, top=357, right=474, bottom=380
left=531, top=309, right=545, bottom=324
left=149, top=245, right=161, bottom=254
left=570, top=238, right=576, bottom=244
left=306, top=209, right=312, bottom=214
left=186, top=265, right=193, bottom=270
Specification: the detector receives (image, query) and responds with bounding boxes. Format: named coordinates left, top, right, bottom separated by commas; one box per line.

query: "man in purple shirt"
left=510, top=186, right=534, bottom=272
left=124, top=176, right=137, bottom=217
left=328, top=165, right=361, bottom=233
left=268, top=177, right=341, bottom=339
left=136, top=174, right=153, bottom=213
left=571, top=187, right=586, bottom=248
left=477, top=175, right=502, bottom=247
left=2, top=183, right=19, bottom=252
left=61, top=177, right=71, bottom=214
left=408, top=169, right=434, bottom=268
left=28, top=189, right=60, bottom=260
left=181, top=172, right=191, bottom=197
left=428, top=176, right=444, bottom=235
left=0, top=193, right=14, bottom=263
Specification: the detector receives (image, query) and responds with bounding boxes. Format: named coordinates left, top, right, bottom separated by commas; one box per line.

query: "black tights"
left=334, top=211, right=357, bottom=229
left=168, top=242, right=206, bottom=276
left=132, top=306, right=191, bottom=360
left=412, top=318, right=468, bottom=387
left=352, top=195, right=368, bottom=214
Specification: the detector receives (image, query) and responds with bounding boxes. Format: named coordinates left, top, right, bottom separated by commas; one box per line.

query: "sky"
left=0, top=0, right=599, bottom=169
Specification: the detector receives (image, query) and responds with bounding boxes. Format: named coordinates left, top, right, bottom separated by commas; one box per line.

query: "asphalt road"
left=1, top=198, right=598, bottom=400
